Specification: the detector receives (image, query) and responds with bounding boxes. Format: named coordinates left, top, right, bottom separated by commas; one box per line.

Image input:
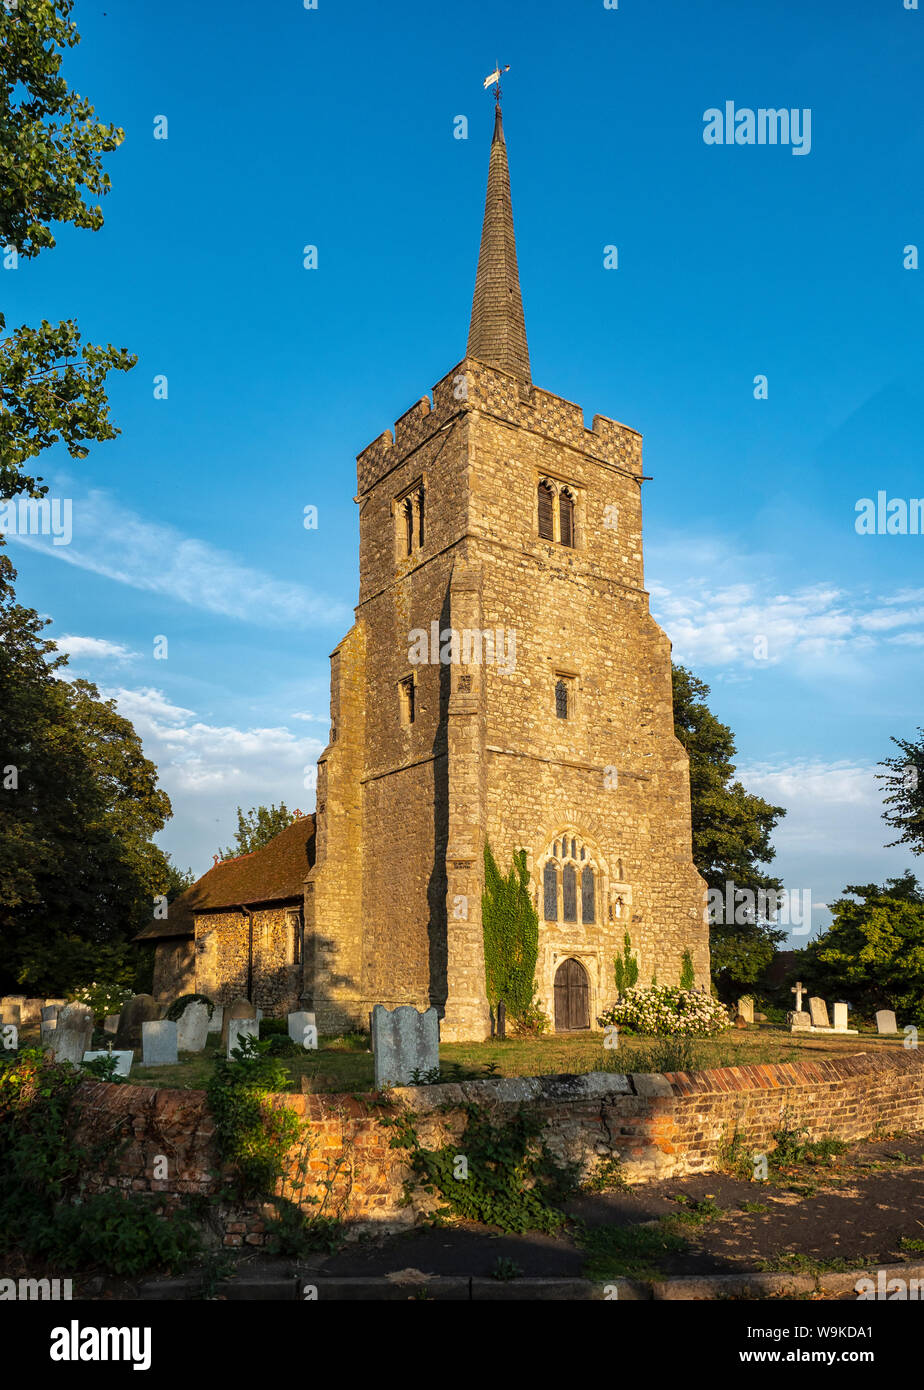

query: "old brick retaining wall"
left=70, top=1049, right=924, bottom=1244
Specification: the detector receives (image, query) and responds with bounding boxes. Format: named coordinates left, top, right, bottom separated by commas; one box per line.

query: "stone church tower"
left=304, top=104, right=708, bottom=1041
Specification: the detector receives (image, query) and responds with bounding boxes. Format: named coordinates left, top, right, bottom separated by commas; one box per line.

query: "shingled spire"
left=466, top=103, right=531, bottom=390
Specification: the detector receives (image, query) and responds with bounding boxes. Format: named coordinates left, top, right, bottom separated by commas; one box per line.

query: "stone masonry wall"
left=70, top=1050, right=924, bottom=1244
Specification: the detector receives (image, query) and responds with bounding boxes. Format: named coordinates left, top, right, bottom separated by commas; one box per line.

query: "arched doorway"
left=554, top=958, right=590, bottom=1031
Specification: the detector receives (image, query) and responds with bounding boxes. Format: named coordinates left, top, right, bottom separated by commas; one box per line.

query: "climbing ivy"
left=482, top=844, right=540, bottom=1022
left=613, top=931, right=639, bottom=996
left=206, top=1034, right=303, bottom=1198
left=679, top=948, right=695, bottom=991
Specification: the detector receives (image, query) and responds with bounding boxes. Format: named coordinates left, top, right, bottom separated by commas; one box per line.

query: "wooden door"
left=554, top=958, right=590, bottom=1031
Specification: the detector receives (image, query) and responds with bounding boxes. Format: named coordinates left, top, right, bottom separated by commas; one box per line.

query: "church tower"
left=304, top=101, right=708, bottom=1040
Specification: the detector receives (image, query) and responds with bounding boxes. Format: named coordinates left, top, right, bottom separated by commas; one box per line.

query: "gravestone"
left=808, top=997, right=830, bottom=1029
left=52, top=1003, right=93, bottom=1066
left=371, top=1004, right=439, bottom=1087
left=176, top=1001, right=209, bottom=1053
left=44, top=998, right=66, bottom=1011
left=103, top=1014, right=120, bottom=1034
left=227, top=1017, right=258, bottom=1058
left=21, top=998, right=43, bottom=1025
left=40, top=1018, right=57, bottom=1045
left=791, top=981, right=806, bottom=1014
left=876, top=1009, right=899, bottom=1035
left=788, top=1010, right=811, bottom=1031
left=82, top=1050, right=133, bottom=1078
left=1, top=995, right=26, bottom=1019
left=832, top=1002, right=857, bottom=1034
left=41, top=1003, right=62, bottom=1022
left=115, top=995, right=159, bottom=1050
left=1, top=1022, right=18, bottom=1051
left=287, top=1011, right=317, bottom=1049
left=208, top=1005, right=223, bottom=1035
left=221, top=998, right=256, bottom=1049
left=737, top=996, right=755, bottom=1024
left=142, top=1020, right=178, bottom=1067
left=1, top=1003, right=21, bottom=1027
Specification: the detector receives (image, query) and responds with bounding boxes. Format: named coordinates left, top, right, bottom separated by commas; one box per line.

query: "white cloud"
left=291, top=711, right=328, bottom=722
left=11, top=488, right=350, bottom=630
left=105, top=686, right=324, bottom=876
left=56, top=635, right=139, bottom=662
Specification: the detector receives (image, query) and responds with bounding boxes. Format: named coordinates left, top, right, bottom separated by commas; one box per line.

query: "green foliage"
left=80, top=1053, right=126, bottom=1084
left=482, top=844, right=540, bottom=1023
left=164, top=993, right=215, bottom=1023
left=613, top=931, right=639, bottom=996
left=0, top=0, right=135, bottom=499
left=879, top=730, right=924, bottom=857
left=220, top=803, right=297, bottom=859
left=0, top=555, right=173, bottom=995
left=679, top=948, right=695, bottom=991
left=578, top=1220, right=688, bottom=1282
left=582, top=1154, right=628, bottom=1193
left=796, top=874, right=924, bottom=1023
left=490, top=1256, right=523, bottom=1281
left=672, top=664, right=786, bottom=991
left=599, top=985, right=731, bottom=1038
left=769, top=1122, right=848, bottom=1170
left=68, top=979, right=133, bottom=1021
left=387, top=1101, right=577, bottom=1234
left=0, top=1048, right=197, bottom=1274
left=206, top=1033, right=303, bottom=1198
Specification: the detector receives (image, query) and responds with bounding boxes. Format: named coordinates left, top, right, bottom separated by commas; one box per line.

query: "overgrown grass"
left=578, top=1221, right=689, bottom=1281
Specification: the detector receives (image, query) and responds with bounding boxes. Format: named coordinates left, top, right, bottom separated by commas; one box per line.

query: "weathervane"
left=483, top=62, right=510, bottom=111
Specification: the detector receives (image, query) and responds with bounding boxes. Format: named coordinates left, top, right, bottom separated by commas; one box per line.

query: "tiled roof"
left=136, top=814, right=316, bottom=941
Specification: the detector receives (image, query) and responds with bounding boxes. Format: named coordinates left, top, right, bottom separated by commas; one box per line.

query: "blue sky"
left=4, top=0, right=923, bottom=941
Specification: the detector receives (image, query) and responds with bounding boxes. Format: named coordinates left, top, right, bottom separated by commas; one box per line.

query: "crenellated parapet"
left=356, top=357, right=644, bottom=497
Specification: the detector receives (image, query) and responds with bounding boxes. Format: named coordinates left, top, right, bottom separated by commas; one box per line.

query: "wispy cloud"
left=56, top=635, right=139, bottom=662
left=11, top=488, right=349, bottom=629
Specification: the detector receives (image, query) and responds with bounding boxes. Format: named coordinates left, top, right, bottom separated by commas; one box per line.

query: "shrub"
left=68, top=981, right=133, bottom=1022
left=679, top=949, right=695, bottom=991
left=482, top=844, right=540, bottom=1024
left=164, top=993, right=215, bottom=1022
left=598, top=985, right=731, bottom=1037
left=613, top=932, right=639, bottom=996
left=206, top=1033, right=303, bottom=1197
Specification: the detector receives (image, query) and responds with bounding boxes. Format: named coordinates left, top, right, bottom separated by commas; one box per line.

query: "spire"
left=466, top=102, right=531, bottom=389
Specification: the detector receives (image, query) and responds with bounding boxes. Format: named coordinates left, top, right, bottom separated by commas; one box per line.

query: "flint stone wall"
left=69, top=1049, right=924, bottom=1244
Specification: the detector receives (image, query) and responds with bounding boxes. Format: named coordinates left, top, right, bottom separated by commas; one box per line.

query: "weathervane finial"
left=483, top=62, right=510, bottom=111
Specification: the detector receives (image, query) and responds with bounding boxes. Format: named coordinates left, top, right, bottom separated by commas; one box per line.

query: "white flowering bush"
left=597, top=985, right=731, bottom=1038
left=69, top=982, right=134, bottom=1021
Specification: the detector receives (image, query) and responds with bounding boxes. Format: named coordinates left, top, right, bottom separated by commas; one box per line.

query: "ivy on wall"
left=482, top=844, right=539, bottom=1021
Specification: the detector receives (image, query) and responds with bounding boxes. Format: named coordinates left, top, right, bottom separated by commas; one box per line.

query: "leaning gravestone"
left=52, top=1003, right=93, bottom=1066
left=41, top=1003, right=62, bottom=1022
left=103, top=1014, right=120, bottom=1034
left=371, top=1004, right=439, bottom=1088
left=737, top=996, right=755, bottom=1024
left=221, top=998, right=256, bottom=1049
left=82, top=1050, right=133, bottom=1078
left=287, top=1010, right=317, bottom=1049
left=176, top=1000, right=209, bottom=1053
left=876, top=1009, right=899, bottom=1035
left=809, top=997, right=830, bottom=1029
left=227, top=1017, right=258, bottom=1059
left=142, top=1020, right=178, bottom=1067
left=115, top=995, right=159, bottom=1050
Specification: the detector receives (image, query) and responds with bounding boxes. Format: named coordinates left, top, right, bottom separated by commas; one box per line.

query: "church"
left=142, top=100, right=708, bottom=1039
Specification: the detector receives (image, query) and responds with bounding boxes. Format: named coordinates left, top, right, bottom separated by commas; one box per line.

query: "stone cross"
left=791, top=981, right=804, bottom=1013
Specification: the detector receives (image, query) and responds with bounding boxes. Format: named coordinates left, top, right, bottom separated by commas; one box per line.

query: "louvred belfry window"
left=559, top=489, right=575, bottom=547
left=538, top=482, right=554, bottom=540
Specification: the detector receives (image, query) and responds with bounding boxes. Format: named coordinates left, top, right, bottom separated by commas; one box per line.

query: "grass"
left=578, top=1220, right=690, bottom=1281
left=22, top=1020, right=906, bottom=1096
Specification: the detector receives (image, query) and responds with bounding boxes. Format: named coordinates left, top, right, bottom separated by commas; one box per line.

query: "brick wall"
left=70, top=1050, right=924, bottom=1243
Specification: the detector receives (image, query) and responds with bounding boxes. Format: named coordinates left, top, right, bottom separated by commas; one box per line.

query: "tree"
left=796, top=874, right=924, bottom=1025
left=879, top=729, right=924, bottom=857
left=0, top=0, right=135, bottom=499
left=0, top=550, right=172, bottom=993
left=220, top=804, right=297, bottom=859
left=163, top=855, right=195, bottom=902
left=671, top=664, right=787, bottom=991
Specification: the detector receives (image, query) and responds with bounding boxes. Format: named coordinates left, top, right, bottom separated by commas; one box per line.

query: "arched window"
left=562, top=864, right=577, bottom=922
left=403, top=497, right=414, bottom=556
left=559, top=489, right=575, bottom=547
left=581, top=865, right=595, bottom=923
left=555, top=678, right=569, bottom=720
left=417, top=485, right=425, bottom=548
left=538, top=481, right=555, bottom=540
left=543, top=862, right=558, bottom=921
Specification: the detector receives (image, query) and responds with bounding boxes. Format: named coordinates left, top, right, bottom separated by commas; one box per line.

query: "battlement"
left=356, top=358, right=643, bottom=495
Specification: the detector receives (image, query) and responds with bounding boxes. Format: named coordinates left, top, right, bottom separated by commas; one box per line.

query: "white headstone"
left=287, top=1011, right=317, bottom=1049
left=52, top=1003, right=94, bottom=1066
left=82, top=1050, right=133, bottom=1077
left=831, top=1002, right=856, bottom=1034
left=737, top=996, right=754, bottom=1024
left=142, top=1019, right=178, bottom=1066
left=371, top=1004, right=440, bottom=1087
left=809, top=997, right=830, bottom=1029
left=227, top=1017, right=259, bottom=1059
left=208, top=1005, right=223, bottom=1034
left=876, top=1009, right=899, bottom=1034
left=176, top=1001, right=210, bottom=1052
